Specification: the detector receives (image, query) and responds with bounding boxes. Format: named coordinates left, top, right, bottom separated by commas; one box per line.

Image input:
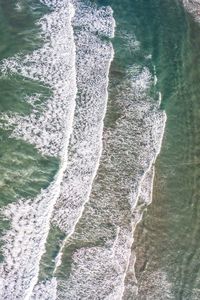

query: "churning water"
left=0, top=0, right=199, bottom=299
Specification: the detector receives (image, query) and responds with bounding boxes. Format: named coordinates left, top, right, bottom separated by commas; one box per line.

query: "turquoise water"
left=0, top=0, right=200, bottom=299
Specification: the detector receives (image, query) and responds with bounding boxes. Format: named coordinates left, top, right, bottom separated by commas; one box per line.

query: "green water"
left=131, top=1, right=200, bottom=299
left=35, top=0, right=200, bottom=297
left=0, top=0, right=48, bottom=59
left=0, top=3, right=59, bottom=207
left=1, top=0, right=200, bottom=298
left=99, top=0, right=200, bottom=298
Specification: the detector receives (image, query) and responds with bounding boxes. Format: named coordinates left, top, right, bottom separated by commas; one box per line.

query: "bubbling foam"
left=52, top=1, right=115, bottom=237
left=0, top=1, right=167, bottom=299
left=53, top=63, right=166, bottom=298
left=3, top=0, right=116, bottom=298
left=33, top=1, right=115, bottom=293
left=182, top=0, right=200, bottom=21
left=0, top=0, right=76, bottom=157
left=0, top=1, right=77, bottom=299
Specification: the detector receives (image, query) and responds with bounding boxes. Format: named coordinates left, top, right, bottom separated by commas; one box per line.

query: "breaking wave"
left=52, top=63, right=166, bottom=299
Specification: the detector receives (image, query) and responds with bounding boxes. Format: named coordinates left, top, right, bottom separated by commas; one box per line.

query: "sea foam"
left=0, top=0, right=76, bottom=157
left=52, top=62, right=166, bottom=299
left=32, top=1, right=115, bottom=297
left=52, top=0, right=115, bottom=237
left=0, top=1, right=167, bottom=299
left=0, top=0, right=77, bottom=299
left=182, top=0, right=200, bottom=21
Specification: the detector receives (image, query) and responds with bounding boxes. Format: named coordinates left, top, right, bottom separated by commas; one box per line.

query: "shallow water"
left=133, top=1, right=200, bottom=299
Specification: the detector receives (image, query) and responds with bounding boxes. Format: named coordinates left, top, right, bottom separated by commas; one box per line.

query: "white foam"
left=52, top=16, right=114, bottom=236
left=15, top=2, right=23, bottom=12
left=119, top=30, right=141, bottom=53
left=53, top=63, right=166, bottom=298
left=72, top=0, right=115, bottom=38
left=154, top=65, right=158, bottom=86
left=182, top=0, right=200, bottom=21
left=50, top=0, right=114, bottom=270
left=0, top=0, right=77, bottom=299
left=0, top=0, right=77, bottom=157
left=29, top=0, right=115, bottom=297
left=0, top=1, right=167, bottom=299
left=57, top=229, right=133, bottom=300
left=123, top=167, right=157, bottom=299
left=136, top=270, right=174, bottom=299
left=31, top=278, right=57, bottom=300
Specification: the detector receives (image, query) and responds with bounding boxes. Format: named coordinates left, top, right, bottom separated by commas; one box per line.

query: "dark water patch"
left=0, top=131, right=59, bottom=206
left=0, top=74, right=51, bottom=115
left=0, top=0, right=48, bottom=59
left=38, top=225, right=66, bottom=281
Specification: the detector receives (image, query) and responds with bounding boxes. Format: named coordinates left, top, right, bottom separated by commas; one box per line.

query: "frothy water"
left=52, top=63, right=166, bottom=298
left=182, top=0, right=200, bottom=20
left=132, top=0, right=200, bottom=298
left=0, top=0, right=77, bottom=298
left=31, top=1, right=115, bottom=298
left=0, top=0, right=167, bottom=299
left=51, top=0, right=115, bottom=237
left=0, top=0, right=76, bottom=157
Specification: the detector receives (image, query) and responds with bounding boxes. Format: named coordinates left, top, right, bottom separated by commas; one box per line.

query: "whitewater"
left=0, top=0, right=166, bottom=299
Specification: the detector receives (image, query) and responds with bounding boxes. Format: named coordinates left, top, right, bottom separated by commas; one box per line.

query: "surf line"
left=24, top=2, right=78, bottom=298
left=28, top=1, right=116, bottom=297
left=52, top=3, right=116, bottom=275
left=122, top=65, right=167, bottom=298
left=53, top=48, right=115, bottom=274
left=122, top=100, right=167, bottom=298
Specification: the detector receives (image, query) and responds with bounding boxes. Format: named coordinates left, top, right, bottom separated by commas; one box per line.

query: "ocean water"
left=0, top=0, right=199, bottom=299
left=134, top=1, right=200, bottom=300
